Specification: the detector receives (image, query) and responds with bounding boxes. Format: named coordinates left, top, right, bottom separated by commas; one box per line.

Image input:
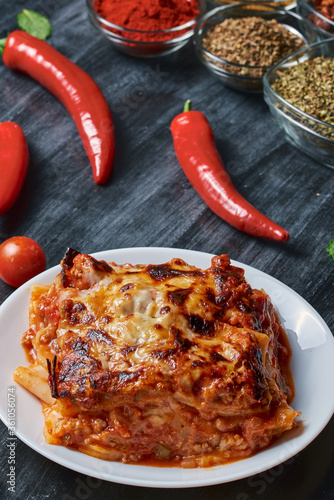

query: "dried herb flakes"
left=272, top=56, right=334, bottom=127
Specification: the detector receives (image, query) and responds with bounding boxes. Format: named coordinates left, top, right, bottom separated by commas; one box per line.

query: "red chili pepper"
left=0, top=121, right=29, bottom=216
left=2, top=30, right=115, bottom=185
left=171, top=101, right=289, bottom=242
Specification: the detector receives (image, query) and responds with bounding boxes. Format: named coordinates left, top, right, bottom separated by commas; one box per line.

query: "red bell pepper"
left=171, top=101, right=289, bottom=242
left=0, top=121, right=29, bottom=216
left=3, top=30, right=115, bottom=185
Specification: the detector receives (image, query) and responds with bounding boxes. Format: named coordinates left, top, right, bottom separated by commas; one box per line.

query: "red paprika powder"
left=93, top=0, right=200, bottom=41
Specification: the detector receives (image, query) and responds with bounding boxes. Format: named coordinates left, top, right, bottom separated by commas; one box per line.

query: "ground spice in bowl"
left=299, top=0, right=334, bottom=36
left=202, top=16, right=305, bottom=76
left=93, top=0, right=200, bottom=41
left=313, top=0, right=334, bottom=22
left=271, top=55, right=334, bottom=130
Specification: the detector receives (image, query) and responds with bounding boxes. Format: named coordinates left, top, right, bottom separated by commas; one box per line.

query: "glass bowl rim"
left=193, top=3, right=313, bottom=72
left=297, top=0, right=334, bottom=29
left=263, top=37, right=334, bottom=134
left=208, top=0, right=296, bottom=6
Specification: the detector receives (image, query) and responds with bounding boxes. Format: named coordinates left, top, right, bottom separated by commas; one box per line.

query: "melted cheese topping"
left=19, top=250, right=299, bottom=467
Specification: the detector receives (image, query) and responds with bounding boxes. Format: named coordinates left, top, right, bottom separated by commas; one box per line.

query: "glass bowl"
left=297, top=0, right=334, bottom=39
left=193, top=3, right=318, bottom=92
left=263, top=38, right=334, bottom=169
left=86, top=0, right=207, bottom=58
left=208, top=0, right=297, bottom=11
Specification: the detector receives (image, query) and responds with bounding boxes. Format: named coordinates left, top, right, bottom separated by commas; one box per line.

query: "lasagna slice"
left=15, top=249, right=300, bottom=467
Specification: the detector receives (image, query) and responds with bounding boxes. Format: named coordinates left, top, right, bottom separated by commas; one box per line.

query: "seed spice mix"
left=203, top=17, right=304, bottom=77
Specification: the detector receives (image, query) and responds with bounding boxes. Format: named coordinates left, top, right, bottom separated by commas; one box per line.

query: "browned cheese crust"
left=20, top=249, right=300, bottom=467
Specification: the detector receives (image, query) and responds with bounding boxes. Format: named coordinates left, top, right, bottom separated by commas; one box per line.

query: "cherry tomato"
left=0, top=236, right=46, bottom=288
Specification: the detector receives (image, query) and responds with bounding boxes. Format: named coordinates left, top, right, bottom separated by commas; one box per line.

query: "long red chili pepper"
left=0, top=121, right=29, bottom=216
left=171, top=101, right=289, bottom=241
left=3, top=30, right=115, bottom=185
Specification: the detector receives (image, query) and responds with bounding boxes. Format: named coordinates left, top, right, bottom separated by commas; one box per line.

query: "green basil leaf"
left=327, top=239, right=334, bottom=263
left=17, top=9, right=52, bottom=40
left=0, top=38, right=7, bottom=55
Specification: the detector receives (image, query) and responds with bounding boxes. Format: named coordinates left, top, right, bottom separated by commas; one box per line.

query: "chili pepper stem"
left=183, top=100, right=192, bottom=112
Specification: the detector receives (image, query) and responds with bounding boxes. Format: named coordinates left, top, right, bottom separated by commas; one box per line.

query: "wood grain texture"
left=0, top=1, right=334, bottom=498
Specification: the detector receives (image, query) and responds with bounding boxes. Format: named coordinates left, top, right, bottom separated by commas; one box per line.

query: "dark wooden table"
left=1, top=1, right=334, bottom=498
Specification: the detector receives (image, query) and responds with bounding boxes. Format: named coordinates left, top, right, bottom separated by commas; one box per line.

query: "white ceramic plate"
left=0, top=247, right=334, bottom=488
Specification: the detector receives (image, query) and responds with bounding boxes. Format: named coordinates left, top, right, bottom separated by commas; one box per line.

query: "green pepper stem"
left=183, top=100, right=192, bottom=112
left=0, top=37, right=7, bottom=56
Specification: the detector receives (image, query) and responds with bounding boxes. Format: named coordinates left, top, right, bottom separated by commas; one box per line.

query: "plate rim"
left=0, top=246, right=333, bottom=488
